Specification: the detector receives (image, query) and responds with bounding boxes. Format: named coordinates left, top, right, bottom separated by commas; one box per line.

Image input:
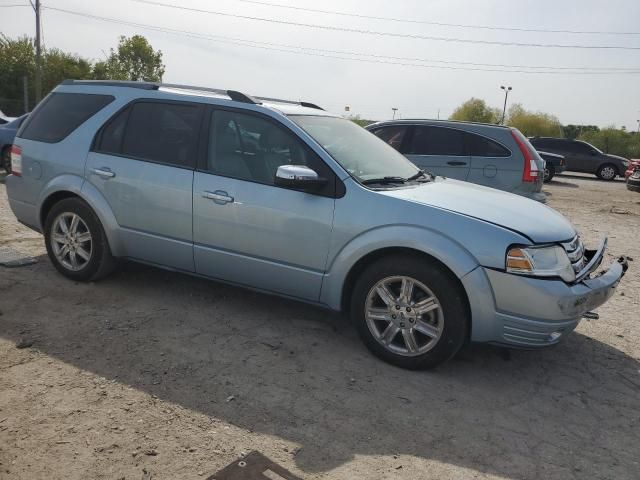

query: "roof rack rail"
left=255, top=96, right=324, bottom=110
left=61, top=79, right=159, bottom=90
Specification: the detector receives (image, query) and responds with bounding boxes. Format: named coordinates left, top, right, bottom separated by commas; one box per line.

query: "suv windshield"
left=290, top=115, right=420, bottom=183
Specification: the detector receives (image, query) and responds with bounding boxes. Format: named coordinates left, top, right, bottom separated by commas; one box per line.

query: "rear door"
left=403, top=125, right=470, bottom=180
left=87, top=100, right=203, bottom=271
left=466, top=131, right=518, bottom=192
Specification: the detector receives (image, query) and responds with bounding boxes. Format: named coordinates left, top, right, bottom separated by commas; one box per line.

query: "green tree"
left=94, top=35, right=164, bottom=82
left=562, top=124, right=599, bottom=140
left=42, top=48, right=93, bottom=95
left=449, top=98, right=501, bottom=124
left=579, top=127, right=640, bottom=159
left=0, top=35, right=35, bottom=115
left=506, top=103, right=563, bottom=137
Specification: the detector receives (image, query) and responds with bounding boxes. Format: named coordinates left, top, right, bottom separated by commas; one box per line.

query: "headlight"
left=506, top=245, right=575, bottom=282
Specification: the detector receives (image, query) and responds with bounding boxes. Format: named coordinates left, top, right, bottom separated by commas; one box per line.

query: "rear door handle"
left=90, top=167, right=115, bottom=178
left=446, top=161, right=467, bottom=166
left=203, top=190, right=234, bottom=204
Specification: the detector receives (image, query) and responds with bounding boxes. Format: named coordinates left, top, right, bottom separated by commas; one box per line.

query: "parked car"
left=0, top=109, right=16, bottom=125
left=6, top=80, right=627, bottom=369
left=627, top=166, right=640, bottom=192
left=0, top=114, right=29, bottom=173
left=624, top=159, right=640, bottom=179
left=537, top=151, right=566, bottom=183
left=365, top=120, right=545, bottom=201
left=529, top=137, right=629, bottom=181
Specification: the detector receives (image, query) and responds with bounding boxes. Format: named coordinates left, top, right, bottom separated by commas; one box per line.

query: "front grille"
left=561, top=236, right=585, bottom=274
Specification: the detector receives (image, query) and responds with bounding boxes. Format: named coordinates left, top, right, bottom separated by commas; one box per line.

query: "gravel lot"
left=1, top=174, right=639, bottom=480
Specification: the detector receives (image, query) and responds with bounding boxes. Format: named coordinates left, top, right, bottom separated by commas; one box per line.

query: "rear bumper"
left=467, top=249, right=627, bottom=348
left=627, top=176, right=640, bottom=192
left=7, top=196, right=41, bottom=232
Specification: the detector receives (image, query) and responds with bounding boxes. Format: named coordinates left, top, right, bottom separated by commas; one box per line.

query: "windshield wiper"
left=361, top=176, right=407, bottom=185
left=407, top=170, right=427, bottom=181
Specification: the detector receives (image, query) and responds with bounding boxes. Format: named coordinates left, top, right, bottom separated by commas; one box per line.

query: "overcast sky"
left=4, top=0, right=640, bottom=129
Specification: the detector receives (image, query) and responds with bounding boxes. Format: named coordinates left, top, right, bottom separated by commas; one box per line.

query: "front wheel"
left=596, top=163, right=617, bottom=181
left=350, top=255, right=469, bottom=369
left=44, top=197, right=116, bottom=281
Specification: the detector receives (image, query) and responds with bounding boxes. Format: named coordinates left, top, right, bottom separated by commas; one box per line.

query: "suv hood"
left=605, top=153, right=628, bottom=162
left=381, top=178, right=575, bottom=243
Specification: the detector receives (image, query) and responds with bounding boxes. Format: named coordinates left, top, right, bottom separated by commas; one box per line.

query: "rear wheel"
left=596, top=163, right=617, bottom=181
left=1, top=146, right=10, bottom=174
left=44, top=197, right=116, bottom=281
left=350, top=254, right=468, bottom=369
left=543, top=164, right=555, bottom=183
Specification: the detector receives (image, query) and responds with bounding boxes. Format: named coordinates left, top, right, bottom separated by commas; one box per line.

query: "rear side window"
left=409, top=126, right=465, bottom=156
left=101, top=101, right=202, bottom=168
left=467, top=133, right=510, bottom=157
left=20, top=92, right=114, bottom=143
left=372, top=126, right=408, bottom=152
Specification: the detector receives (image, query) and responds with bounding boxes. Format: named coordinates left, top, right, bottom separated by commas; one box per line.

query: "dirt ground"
left=1, top=174, right=639, bottom=480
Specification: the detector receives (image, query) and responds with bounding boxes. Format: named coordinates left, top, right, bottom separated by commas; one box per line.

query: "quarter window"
left=409, top=126, right=466, bottom=156
left=467, top=133, right=510, bottom=157
left=20, top=92, right=114, bottom=143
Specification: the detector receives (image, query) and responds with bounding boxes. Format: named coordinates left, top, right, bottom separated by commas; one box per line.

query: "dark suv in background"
left=529, top=137, right=629, bottom=181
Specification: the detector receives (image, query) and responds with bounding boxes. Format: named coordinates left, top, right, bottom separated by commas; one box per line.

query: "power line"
left=131, top=0, right=640, bottom=51
left=233, top=0, right=640, bottom=36
left=0, top=4, right=31, bottom=7
left=44, top=7, right=640, bottom=75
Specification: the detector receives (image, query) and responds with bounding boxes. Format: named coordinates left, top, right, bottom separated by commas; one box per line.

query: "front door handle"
left=91, top=167, right=115, bottom=178
left=203, top=190, right=234, bottom=204
left=446, top=161, right=467, bottom=166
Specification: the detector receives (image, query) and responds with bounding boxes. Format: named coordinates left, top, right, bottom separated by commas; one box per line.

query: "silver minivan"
left=366, top=120, right=545, bottom=200
left=6, top=80, right=626, bottom=369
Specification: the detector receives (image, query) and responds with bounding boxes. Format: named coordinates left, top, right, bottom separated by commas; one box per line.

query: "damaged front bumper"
left=481, top=238, right=628, bottom=348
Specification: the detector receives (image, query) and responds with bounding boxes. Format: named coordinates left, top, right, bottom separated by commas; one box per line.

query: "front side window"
left=20, top=92, right=114, bottom=143
left=372, top=126, right=408, bottom=152
left=208, top=110, right=314, bottom=185
left=120, top=102, right=202, bottom=168
left=290, top=115, right=419, bottom=182
left=467, top=133, right=510, bottom=157
left=408, top=126, right=466, bottom=156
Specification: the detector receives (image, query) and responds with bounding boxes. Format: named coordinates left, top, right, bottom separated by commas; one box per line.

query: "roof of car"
left=366, top=118, right=512, bottom=130
left=59, top=79, right=337, bottom=117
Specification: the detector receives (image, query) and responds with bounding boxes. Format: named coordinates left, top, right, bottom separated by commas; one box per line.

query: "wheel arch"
left=38, top=176, right=125, bottom=257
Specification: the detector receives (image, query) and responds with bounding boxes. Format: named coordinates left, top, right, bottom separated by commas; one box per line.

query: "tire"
left=543, top=164, right=555, bottom=183
left=350, top=254, right=469, bottom=369
left=44, top=197, right=116, bottom=281
left=1, top=146, right=10, bottom=174
left=596, top=163, right=618, bottom=181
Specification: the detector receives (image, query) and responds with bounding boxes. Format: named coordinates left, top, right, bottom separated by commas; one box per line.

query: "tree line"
left=0, top=34, right=165, bottom=116
left=449, top=97, right=639, bottom=159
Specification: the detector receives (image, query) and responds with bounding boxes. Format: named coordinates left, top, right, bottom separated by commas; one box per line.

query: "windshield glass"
left=290, top=115, right=419, bottom=182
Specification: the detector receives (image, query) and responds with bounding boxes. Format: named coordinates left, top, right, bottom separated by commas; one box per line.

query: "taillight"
left=10, top=145, right=22, bottom=176
left=511, top=130, right=539, bottom=183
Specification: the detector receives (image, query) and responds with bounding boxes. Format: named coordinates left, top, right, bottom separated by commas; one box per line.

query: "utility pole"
left=392, top=107, right=398, bottom=119
left=500, top=85, right=512, bottom=125
left=34, top=0, right=42, bottom=103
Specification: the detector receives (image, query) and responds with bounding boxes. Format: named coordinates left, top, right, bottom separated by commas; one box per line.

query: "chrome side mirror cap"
left=274, top=165, right=327, bottom=189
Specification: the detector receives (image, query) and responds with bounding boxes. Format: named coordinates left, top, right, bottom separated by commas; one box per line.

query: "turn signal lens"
left=506, top=248, right=533, bottom=272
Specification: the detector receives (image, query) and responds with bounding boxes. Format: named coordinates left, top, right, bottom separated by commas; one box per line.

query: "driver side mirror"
left=274, top=165, right=327, bottom=189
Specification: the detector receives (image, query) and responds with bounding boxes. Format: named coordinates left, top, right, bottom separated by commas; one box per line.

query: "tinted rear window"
left=20, top=92, right=114, bottom=143
left=409, top=126, right=466, bottom=156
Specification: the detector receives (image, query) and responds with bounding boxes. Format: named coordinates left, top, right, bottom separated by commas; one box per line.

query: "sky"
left=3, top=0, right=640, bottom=129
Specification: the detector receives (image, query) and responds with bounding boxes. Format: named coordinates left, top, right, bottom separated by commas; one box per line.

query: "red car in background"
left=625, top=159, right=640, bottom=178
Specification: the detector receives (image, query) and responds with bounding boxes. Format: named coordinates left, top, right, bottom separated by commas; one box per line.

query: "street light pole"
left=392, top=107, right=398, bottom=120
left=500, top=85, right=512, bottom=125
left=32, top=0, right=42, bottom=103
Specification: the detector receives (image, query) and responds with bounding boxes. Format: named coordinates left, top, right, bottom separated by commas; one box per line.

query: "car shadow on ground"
left=1, top=259, right=639, bottom=479
left=559, top=173, right=625, bottom=183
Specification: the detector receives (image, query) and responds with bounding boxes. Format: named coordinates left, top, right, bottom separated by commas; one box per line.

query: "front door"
left=403, top=125, right=471, bottom=180
left=193, top=108, right=336, bottom=301
left=86, top=100, right=203, bottom=271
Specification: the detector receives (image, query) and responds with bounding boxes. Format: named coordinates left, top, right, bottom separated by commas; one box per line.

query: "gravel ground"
left=1, top=173, right=639, bottom=480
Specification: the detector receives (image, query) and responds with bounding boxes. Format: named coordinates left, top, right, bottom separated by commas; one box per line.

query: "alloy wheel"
left=600, top=166, right=616, bottom=180
left=50, top=212, right=93, bottom=271
left=364, top=276, right=444, bottom=357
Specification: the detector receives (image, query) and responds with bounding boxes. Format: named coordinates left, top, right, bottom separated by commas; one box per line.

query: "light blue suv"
left=6, top=80, right=627, bottom=369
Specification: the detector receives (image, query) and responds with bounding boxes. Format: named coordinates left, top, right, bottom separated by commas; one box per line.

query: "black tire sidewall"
left=544, top=165, right=555, bottom=183
left=1, top=146, right=10, bottom=174
left=350, top=255, right=469, bottom=369
left=44, top=198, right=111, bottom=281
